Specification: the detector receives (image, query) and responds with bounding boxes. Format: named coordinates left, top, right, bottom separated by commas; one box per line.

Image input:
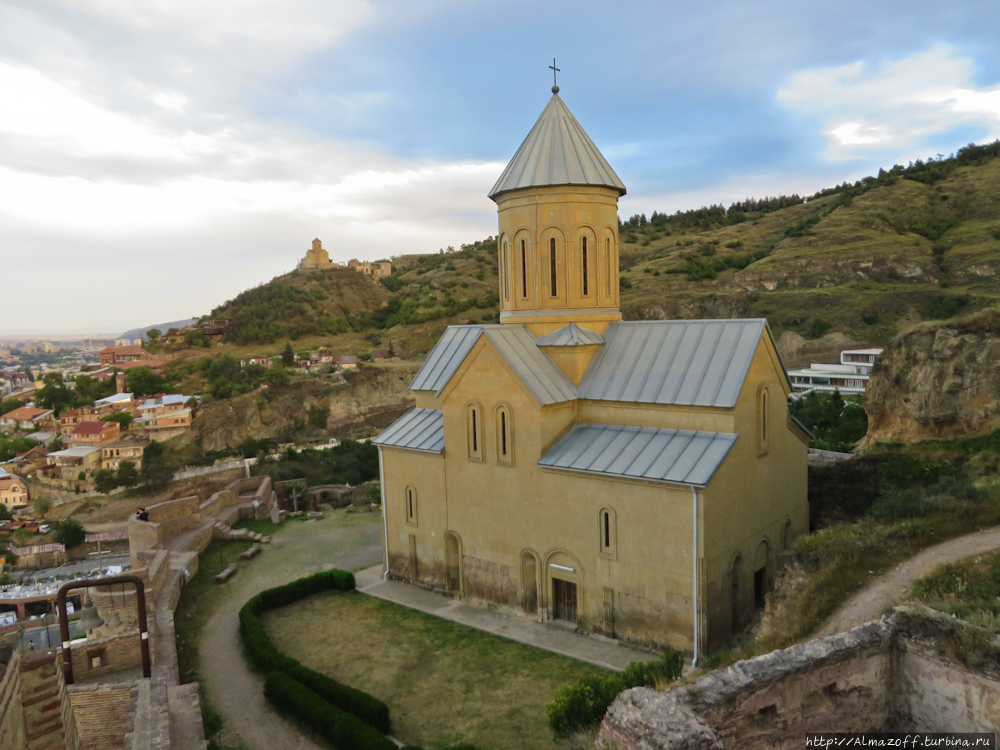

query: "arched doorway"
left=543, top=550, right=583, bottom=624
left=754, top=540, right=770, bottom=610
left=731, top=554, right=743, bottom=633
left=520, top=551, right=538, bottom=614
left=445, top=533, right=462, bottom=594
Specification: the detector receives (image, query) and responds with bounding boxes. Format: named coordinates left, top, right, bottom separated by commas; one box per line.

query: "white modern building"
left=787, top=348, right=883, bottom=396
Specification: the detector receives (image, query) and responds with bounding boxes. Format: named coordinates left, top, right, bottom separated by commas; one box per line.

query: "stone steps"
left=167, top=683, right=208, bottom=750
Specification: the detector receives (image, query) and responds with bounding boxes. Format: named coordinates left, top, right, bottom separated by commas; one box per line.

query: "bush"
left=263, top=672, right=395, bottom=750
left=546, top=649, right=683, bottom=737
left=56, top=518, right=86, bottom=549
left=239, top=569, right=392, bottom=734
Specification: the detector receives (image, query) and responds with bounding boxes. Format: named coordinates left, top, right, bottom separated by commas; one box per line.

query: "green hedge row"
left=546, top=648, right=684, bottom=738
left=264, top=671, right=395, bottom=750
left=239, top=569, right=392, bottom=734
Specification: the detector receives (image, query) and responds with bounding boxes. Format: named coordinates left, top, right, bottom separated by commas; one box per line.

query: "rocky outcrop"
left=184, top=363, right=418, bottom=452
left=862, top=309, right=1000, bottom=446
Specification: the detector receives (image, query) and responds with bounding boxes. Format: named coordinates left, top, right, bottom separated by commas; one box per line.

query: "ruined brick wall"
left=127, top=517, right=162, bottom=564
left=69, top=633, right=143, bottom=683
left=16, top=649, right=80, bottom=750
left=147, top=495, right=200, bottom=536
left=0, top=648, right=27, bottom=750
left=67, top=684, right=134, bottom=750
left=462, top=556, right=519, bottom=608
left=899, top=644, right=1000, bottom=732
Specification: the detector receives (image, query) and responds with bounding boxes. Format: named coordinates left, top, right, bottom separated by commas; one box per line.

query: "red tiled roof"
left=72, top=421, right=114, bottom=435
left=100, top=345, right=147, bottom=355
left=3, top=407, right=49, bottom=421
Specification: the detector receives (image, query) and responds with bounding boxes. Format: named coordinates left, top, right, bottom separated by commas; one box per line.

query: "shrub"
left=869, top=488, right=929, bottom=523
left=547, top=673, right=625, bottom=738
left=56, top=518, right=86, bottom=549
left=546, top=649, right=683, bottom=737
left=264, top=672, right=395, bottom=750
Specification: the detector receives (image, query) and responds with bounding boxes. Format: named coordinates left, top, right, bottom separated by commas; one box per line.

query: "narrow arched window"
left=599, top=507, right=617, bottom=558
left=495, top=405, right=513, bottom=465
left=757, top=384, right=770, bottom=456
left=467, top=404, right=482, bottom=460
left=521, top=240, right=528, bottom=298
left=606, top=238, right=612, bottom=296
left=502, top=241, right=509, bottom=300
left=581, top=237, right=589, bottom=296
left=405, top=486, right=417, bottom=526
left=549, top=238, right=557, bottom=296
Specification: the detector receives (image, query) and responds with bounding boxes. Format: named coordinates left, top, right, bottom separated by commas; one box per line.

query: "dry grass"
left=265, top=592, right=608, bottom=750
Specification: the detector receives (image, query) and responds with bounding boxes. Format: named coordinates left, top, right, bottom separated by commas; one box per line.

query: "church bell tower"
left=489, top=77, right=627, bottom=336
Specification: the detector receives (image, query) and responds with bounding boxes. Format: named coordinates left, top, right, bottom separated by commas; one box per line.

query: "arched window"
left=598, top=507, right=617, bottom=559
left=495, top=405, right=513, bottom=465
left=549, top=238, right=558, bottom=296
left=581, top=236, right=589, bottom=296
left=501, top=240, right=509, bottom=300
left=521, top=239, right=528, bottom=298
left=467, top=403, right=482, bottom=460
left=606, top=238, right=612, bottom=296
left=757, top=384, right=770, bottom=456
left=405, top=485, right=417, bottom=526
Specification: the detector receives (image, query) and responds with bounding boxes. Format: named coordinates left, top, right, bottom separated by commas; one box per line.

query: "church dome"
left=488, top=93, right=626, bottom=201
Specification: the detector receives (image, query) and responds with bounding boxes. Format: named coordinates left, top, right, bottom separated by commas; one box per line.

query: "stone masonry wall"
left=0, top=648, right=27, bottom=750
left=899, top=644, right=1000, bottom=732
left=70, top=633, right=144, bottom=683
left=67, top=684, right=135, bottom=750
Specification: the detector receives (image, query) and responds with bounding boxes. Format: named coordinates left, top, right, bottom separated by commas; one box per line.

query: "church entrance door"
left=553, top=578, right=577, bottom=622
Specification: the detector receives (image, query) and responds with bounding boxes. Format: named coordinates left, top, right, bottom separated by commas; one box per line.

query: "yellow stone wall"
left=495, top=185, right=622, bottom=334
left=382, top=331, right=808, bottom=652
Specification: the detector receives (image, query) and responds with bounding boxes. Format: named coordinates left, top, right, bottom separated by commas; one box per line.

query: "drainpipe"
left=692, top=484, right=700, bottom=668
left=378, top=446, right=389, bottom=581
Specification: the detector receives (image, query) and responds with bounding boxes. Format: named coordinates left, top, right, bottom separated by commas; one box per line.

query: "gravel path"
left=816, top=525, right=1000, bottom=637
left=197, top=511, right=383, bottom=750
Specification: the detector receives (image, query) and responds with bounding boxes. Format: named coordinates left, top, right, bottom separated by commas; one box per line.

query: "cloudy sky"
left=2, top=0, right=1000, bottom=335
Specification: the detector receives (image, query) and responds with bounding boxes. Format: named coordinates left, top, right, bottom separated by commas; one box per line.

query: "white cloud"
left=778, top=46, right=1000, bottom=160
left=0, top=2, right=503, bottom=333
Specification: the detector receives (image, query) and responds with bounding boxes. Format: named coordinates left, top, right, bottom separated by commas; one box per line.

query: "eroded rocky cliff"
left=862, top=309, right=1000, bottom=446
left=183, top=362, right=419, bottom=452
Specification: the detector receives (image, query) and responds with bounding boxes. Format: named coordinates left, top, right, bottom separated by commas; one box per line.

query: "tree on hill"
left=127, top=366, right=171, bottom=397
left=282, top=342, right=294, bottom=367
left=56, top=518, right=86, bottom=549
left=94, top=469, right=118, bottom=494
left=146, top=328, right=162, bottom=341
left=35, top=373, right=77, bottom=415
left=101, top=411, right=133, bottom=430
left=0, top=398, right=23, bottom=415
left=117, top=461, right=140, bottom=488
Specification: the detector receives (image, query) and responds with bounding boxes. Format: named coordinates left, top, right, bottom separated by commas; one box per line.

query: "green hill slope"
left=196, top=141, right=1000, bottom=365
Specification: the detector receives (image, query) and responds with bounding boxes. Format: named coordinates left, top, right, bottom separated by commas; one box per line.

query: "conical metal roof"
left=488, top=93, right=626, bottom=201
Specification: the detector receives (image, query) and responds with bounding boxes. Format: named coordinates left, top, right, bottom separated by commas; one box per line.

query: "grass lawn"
left=265, top=591, right=609, bottom=750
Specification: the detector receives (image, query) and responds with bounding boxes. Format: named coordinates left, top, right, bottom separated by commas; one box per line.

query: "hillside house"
left=99, top=345, right=149, bottom=365
left=0, top=475, right=28, bottom=509
left=94, top=392, right=135, bottom=412
left=69, top=420, right=120, bottom=447
left=44, top=446, right=101, bottom=489
left=1, top=407, right=55, bottom=432
left=101, top=436, right=147, bottom=471
left=787, top=348, right=884, bottom=396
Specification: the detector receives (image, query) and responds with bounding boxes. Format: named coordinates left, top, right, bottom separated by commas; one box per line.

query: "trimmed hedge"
left=264, top=671, right=395, bottom=750
left=546, top=648, right=684, bottom=737
left=239, top=569, right=391, bottom=734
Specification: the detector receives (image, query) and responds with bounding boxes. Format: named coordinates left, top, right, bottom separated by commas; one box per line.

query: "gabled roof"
left=535, top=322, right=605, bottom=347
left=3, top=407, right=51, bottom=422
left=72, top=421, right=114, bottom=435
left=539, top=423, right=737, bottom=487
left=410, top=325, right=577, bottom=405
left=488, top=93, right=626, bottom=200
left=373, top=408, right=444, bottom=453
left=578, top=320, right=769, bottom=408
left=411, top=326, right=483, bottom=393
left=95, top=392, right=132, bottom=406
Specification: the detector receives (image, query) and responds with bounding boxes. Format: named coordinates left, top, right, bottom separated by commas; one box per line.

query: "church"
left=374, top=82, right=809, bottom=656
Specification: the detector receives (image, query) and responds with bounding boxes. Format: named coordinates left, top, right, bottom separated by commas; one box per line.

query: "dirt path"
left=197, top=511, right=383, bottom=750
left=817, top=525, right=1000, bottom=637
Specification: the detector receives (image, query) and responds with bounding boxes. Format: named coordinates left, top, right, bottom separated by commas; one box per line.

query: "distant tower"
left=301, top=238, right=332, bottom=270
left=489, top=77, right=626, bottom=336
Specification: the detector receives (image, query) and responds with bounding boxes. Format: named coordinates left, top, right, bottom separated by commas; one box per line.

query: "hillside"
left=120, top=317, right=198, bottom=342
left=180, top=141, right=1000, bottom=369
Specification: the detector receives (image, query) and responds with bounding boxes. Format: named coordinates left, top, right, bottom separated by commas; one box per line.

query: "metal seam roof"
left=483, top=326, right=578, bottom=405
left=538, top=423, right=737, bottom=487
left=410, top=325, right=483, bottom=393
left=535, top=322, right=605, bottom=347
left=578, top=320, right=768, bottom=408
left=488, top=94, right=626, bottom=200
left=372, top=408, right=444, bottom=453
